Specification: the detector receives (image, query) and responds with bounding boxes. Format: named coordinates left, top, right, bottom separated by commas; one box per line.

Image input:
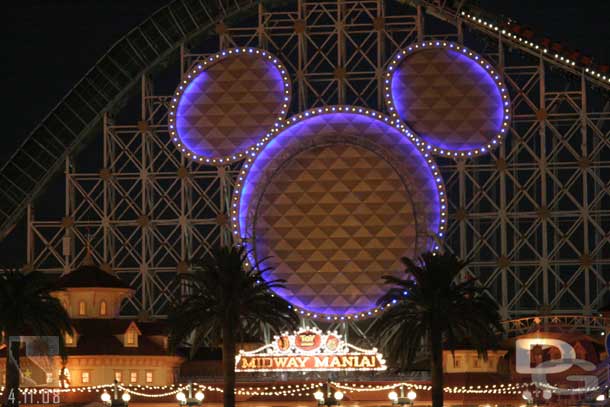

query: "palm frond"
left=372, top=251, right=503, bottom=371
left=0, top=268, right=73, bottom=359
left=167, top=245, right=299, bottom=356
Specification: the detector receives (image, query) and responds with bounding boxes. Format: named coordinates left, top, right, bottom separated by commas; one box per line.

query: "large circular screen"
left=232, top=107, right=446, bottom=319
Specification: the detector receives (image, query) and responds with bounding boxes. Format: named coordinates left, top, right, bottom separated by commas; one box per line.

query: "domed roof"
left=56, top=250, right=131, bottom=290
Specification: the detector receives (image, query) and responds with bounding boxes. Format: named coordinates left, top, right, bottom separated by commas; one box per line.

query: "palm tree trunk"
left=429, top=324, right=444, bottom=407
left=2, top=335, right=20, bottom=407
left=222, top=322, right=236, bottom=407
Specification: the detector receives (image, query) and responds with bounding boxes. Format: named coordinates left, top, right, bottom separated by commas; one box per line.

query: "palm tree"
left=371, top=252, right=503, bottom=407
left=168, top=245, right=299, bottom=407
left=0, top=268, right=72, bottom=407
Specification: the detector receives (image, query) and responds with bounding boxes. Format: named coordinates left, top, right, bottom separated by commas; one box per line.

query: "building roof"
left=55, top=257, right=131, bottom=290
left=69, top=319, right=169, bottom=356
left=68, top=332, right=166, bottom=356
left=0, top=319, right=171, bottom=357
left=71, top=318, right=167, bottom=335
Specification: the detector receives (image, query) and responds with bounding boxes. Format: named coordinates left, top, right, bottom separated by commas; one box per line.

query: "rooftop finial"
left=83, top=232, right=94, bottom=266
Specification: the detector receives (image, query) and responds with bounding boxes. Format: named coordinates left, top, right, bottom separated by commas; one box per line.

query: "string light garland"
left=532, top=381, right=600, bottom=395
left=234, top=383, right=321, bottom=397
left=0, top=383, right=321, bottom=398
left=331, top=381, right=530, bottom=395
left=331, top=382, right=431, bottom=392
left=117, top=384, right=190, bottom=398
left=459, top=11, right=610, bottom=86
left=385, top=40, right=511, bottom=158
left=1, top=381, right=548, bottom=398
left=167, top=47, right=292, bottom=165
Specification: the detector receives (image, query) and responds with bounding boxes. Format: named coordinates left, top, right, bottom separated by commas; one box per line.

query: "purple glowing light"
left=170, top=48, right=291, bottom=164
left=234, top=108, right=444, bottom=318
left=387, top=41, right=511, bottom=157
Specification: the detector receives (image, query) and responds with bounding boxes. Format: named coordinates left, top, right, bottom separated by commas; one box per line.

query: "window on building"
left=81, top=371, right=90, bottom=384
left=130, top=371, right=138, bottom=383
left=126, top=330, right=136, bottom=346
left=145, top=371, right=153, bottom=384
left=65, top=333, right=74, bottom=346
left=114, top=371, right=122, bottom=383
left=473, top=358, right=481, bottom=368
left=453, top=358, right=461, bottom=368
left=78, top=301, right=86, bottom=316
left=99, top=300, right=107, bottom=316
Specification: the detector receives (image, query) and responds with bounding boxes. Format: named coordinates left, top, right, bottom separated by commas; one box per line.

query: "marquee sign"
left=235, top=327, right=387, bottom=372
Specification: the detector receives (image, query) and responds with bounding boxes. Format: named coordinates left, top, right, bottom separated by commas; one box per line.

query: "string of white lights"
left=332, top=381, right=533, bottom=395
left=2, top=380, right=553, bottom=397
left=168, top=47, right=292, bottom=164
left=118, top=385, right=189, bottom=398
left=459, top=10, right=610, bottom=85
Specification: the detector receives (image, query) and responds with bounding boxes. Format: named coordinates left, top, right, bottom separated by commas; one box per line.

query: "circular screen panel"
left=169, top=48, right=291, bottom=164
left=386, top=41, right=510, bottom=158
left=233, top=107, right=446, bottom=319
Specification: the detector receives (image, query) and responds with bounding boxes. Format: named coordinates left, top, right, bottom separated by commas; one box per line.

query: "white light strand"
left=1, top=381, right=552, bottom=397
left=385, top=40, right=511, bottom=158
left=168, top=47, right=292, bottom=164
left=118, top=384, right=189, bottom=398
left=459, top=11, right=610, bottom=86
left=332, top=381, right=534, bottom=395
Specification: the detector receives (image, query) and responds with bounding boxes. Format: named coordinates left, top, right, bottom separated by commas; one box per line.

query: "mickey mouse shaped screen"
left=169, top=41, right=510, bottom=320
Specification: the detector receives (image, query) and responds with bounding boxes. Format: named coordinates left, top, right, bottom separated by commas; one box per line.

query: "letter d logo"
left=515, top=338, right=575, bottom=374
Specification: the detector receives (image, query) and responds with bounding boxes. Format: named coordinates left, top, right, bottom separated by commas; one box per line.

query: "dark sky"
left=2, top=0, right=609, bottom=158
left=0, top=0, right=609, bottom=263
left=3, top=1, right=168, bottom=157
left=478, top=0, right=610, bottom=61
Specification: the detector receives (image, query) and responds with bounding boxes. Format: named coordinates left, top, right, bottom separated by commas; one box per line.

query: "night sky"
left=1, top=0, right=609, bottom=264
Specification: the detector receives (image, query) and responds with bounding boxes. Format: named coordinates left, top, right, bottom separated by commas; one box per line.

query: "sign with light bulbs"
left=235, top=327, right=387, bottom=372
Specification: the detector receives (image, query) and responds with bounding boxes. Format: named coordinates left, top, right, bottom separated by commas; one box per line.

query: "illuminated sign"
left=235, top=327, right=386, bottom=372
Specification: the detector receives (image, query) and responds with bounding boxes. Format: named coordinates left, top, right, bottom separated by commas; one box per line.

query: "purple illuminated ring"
left=168, top=47, right=291, bottom=165
left=231, top=106, right=446, bottom=320
left=385, top=40, right=511, bottom=158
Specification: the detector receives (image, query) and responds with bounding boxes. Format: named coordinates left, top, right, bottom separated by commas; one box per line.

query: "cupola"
left=52, top=246, right=134, bottom=319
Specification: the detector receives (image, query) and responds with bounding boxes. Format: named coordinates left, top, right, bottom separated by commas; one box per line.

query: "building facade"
left=0, top=255, right=182, bottom=390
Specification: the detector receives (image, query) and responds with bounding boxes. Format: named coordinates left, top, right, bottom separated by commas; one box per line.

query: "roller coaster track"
left=0, top=0, right=258, bottom=239
left=502, top=315, right=610, bottom=336
left=1, top=0, right=608, bottom=241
